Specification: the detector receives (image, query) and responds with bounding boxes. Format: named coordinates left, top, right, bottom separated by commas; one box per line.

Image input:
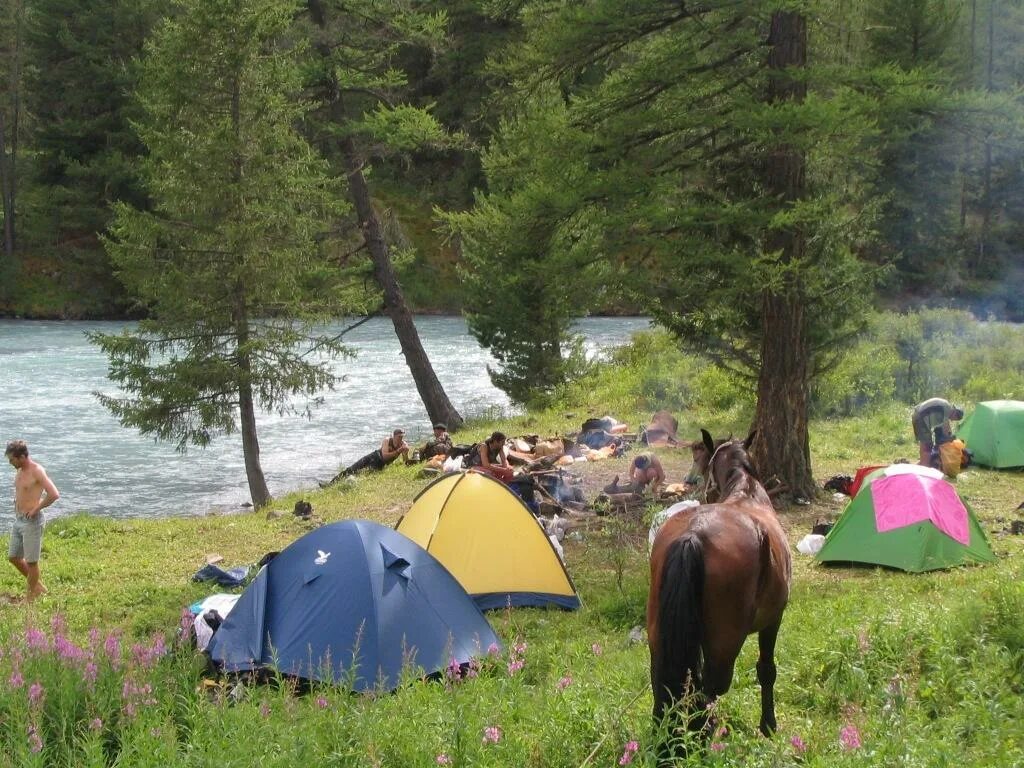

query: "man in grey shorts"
left=6, top=440, right=60, bottom=601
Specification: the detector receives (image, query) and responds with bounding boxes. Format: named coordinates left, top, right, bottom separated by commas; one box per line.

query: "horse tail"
left=655, top=533, right=705, bottom=712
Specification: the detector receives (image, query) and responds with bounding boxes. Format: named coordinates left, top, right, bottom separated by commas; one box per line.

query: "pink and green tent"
left=816, top=464, right=996, bottom=573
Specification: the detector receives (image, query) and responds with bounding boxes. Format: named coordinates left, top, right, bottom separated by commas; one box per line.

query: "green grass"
left=2, top=337, right=1023, bottom=766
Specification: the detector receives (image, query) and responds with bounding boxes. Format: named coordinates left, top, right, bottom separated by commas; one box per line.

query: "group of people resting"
left=322, top=425, right=515, bottom=486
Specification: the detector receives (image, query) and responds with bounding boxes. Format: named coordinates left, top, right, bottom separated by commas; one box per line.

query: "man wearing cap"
left=322, top=429, right=411, bottom=484
left=420, top=423, right=452, bottom=461
left=912, top=398, right=964, bottom=467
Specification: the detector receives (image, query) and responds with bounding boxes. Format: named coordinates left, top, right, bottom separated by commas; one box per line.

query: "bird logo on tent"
left=314, top=550, right=331, bottom=565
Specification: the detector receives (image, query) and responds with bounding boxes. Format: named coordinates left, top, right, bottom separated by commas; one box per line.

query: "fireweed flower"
left=710, top=742, right=726, bottom=752
left=9, top=669, right=24, bottom=688
left=103, top=633, right=121, bottom=662
left=618, top=740, right=639, bottom=765
left=465, top=658, right=481, bottom=679
left=83, top=662, right=98, bottom=685
left=27, top=724, right=42, bottom=754
left=446, top=657, right=462, bottom=683
left=436, top=755, right=452, bottom=765
left=556, top=675, right=572, bottom=692
left=25, top=627, right=48, bottom=652
left=28, top=682, right=45, bottom=707
left=89, top=718, right=103, bottom=731
left=316, top=696, right=329, bottom=709
left=790, top=735, right=807, bottom=754
left=486, top=643, right=500, bottom=656
left=482, top=726, right=502, bottom=745
left=839, top=724, right=862, bottom=751
left=591, top=643, right=603, bottom=656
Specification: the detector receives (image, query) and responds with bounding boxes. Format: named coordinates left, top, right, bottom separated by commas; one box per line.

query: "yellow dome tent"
left=396, top=471, right=581, bottom=610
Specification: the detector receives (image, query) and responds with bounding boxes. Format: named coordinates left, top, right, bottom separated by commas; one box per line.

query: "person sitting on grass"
left=630, top=452, right=665, bottom=494
left=420, top=423, right=452, bottom=461
left=466, top=431, right=515, bottom=484
left=322, top=429, right=412, bottom=486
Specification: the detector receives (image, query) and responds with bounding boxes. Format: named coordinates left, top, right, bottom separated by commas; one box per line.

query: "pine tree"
left=455, top=0, right=933, bottom=496
left=302, top=0, right=467, bottom=430
left=23, top=0, right=158, bottom=247
left=0, top=0, right=25, bottom=260
left=91, top=0, right=352, bottom=509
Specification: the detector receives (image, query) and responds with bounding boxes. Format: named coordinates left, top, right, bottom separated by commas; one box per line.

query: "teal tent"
left=957, top=400, right=1024, bottom=468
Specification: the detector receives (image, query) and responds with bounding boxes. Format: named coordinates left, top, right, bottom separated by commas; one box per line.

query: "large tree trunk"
left=342, top=140, right=465, bottom=430
left=230, top=74, right=270, bottom=509
left=751, top=10, right=816, bottom=500
left=307, top=0, right=464, bottom=431
left=235, top=304, right=271, bottom=509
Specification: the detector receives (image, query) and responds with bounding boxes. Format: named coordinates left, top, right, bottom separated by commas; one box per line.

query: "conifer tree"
left=91, top=0, right=351, bottom=509
left=0, top=0, right=25, bottom=260
left=455, top=0, right=936, bottom=496
left=23, top=0, right=158, bottom=248
left=302, top=0, right=466, bottom=430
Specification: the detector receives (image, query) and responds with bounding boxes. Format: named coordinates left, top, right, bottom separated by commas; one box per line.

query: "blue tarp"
left=206, top=520, right=500, bottom=691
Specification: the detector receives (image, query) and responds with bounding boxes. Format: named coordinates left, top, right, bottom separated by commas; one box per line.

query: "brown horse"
left=647, top=429, right=792, bottom=753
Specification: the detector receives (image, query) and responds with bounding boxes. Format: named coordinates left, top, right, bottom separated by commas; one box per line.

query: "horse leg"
left=756, top=621, right=782, bottom=736
left=700, top=650, right=738, bottom=737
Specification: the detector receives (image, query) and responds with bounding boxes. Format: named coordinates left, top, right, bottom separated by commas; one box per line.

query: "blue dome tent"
left=207, top=520, right=499, bottom=691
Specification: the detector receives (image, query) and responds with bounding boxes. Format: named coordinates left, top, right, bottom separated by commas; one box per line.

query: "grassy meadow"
left=1, top=311, right=1023, bottom=766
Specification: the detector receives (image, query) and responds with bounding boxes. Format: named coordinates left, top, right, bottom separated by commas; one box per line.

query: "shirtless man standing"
left=6, top=440, right=60, bottom=601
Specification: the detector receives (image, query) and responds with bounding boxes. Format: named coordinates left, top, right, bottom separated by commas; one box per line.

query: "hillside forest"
left=1, top=0, right=1023, bottom=503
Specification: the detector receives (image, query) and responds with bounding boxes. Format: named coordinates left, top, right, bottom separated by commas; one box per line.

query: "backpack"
left=940, top=439, right=967, bottom=478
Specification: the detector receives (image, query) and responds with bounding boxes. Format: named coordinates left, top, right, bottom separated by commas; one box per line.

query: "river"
left=0, top=316, right=650, bottom=520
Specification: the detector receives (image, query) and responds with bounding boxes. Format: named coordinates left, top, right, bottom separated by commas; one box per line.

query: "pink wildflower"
left=618, top=740, right=639, bottom=765
left=9, top=670, right=24, bottom=688
left=28, top=682, right=45, bottom=707
left=487, top=643, right=500, bottom=656
left=591, top=643, right=603, bottom=656
left=89, top=718, right=103, bottom=731
left=507, top=658, right=524, bottom=676
left=465, top=658, right=481, bottom=679
left=436, top=755, right=452, bottom=765
left=50, top=613, right=67, bottom=633
left=259, top=701, right=271, bottom=719
left=103, top=633, right=121, bottom=662
left=839, top=724, right=862, bottom=751
left=482, top=726, right=502, bottom=745
left=790, top=734, right=807, bottom=754
left=556, top=675, right=572, bottom=692
left=446, top=657, right=462, bottom=682
left=25, top=627, right=47, bottom=652
left=28, top=724, right=42, bottom=754
left=710, top=742, right=726, bottom=751
left=83, top=662, right=98, bottom=685
left=316, top=696, right=329, bottom=709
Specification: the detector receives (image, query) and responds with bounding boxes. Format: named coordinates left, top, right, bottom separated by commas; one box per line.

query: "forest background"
left=1, top=0, right=1021, bottom=322
left=2, top=0, right=1024, bottom=503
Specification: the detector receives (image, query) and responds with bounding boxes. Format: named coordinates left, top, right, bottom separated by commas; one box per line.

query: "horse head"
left=700, top=429, right=760, bottom=502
